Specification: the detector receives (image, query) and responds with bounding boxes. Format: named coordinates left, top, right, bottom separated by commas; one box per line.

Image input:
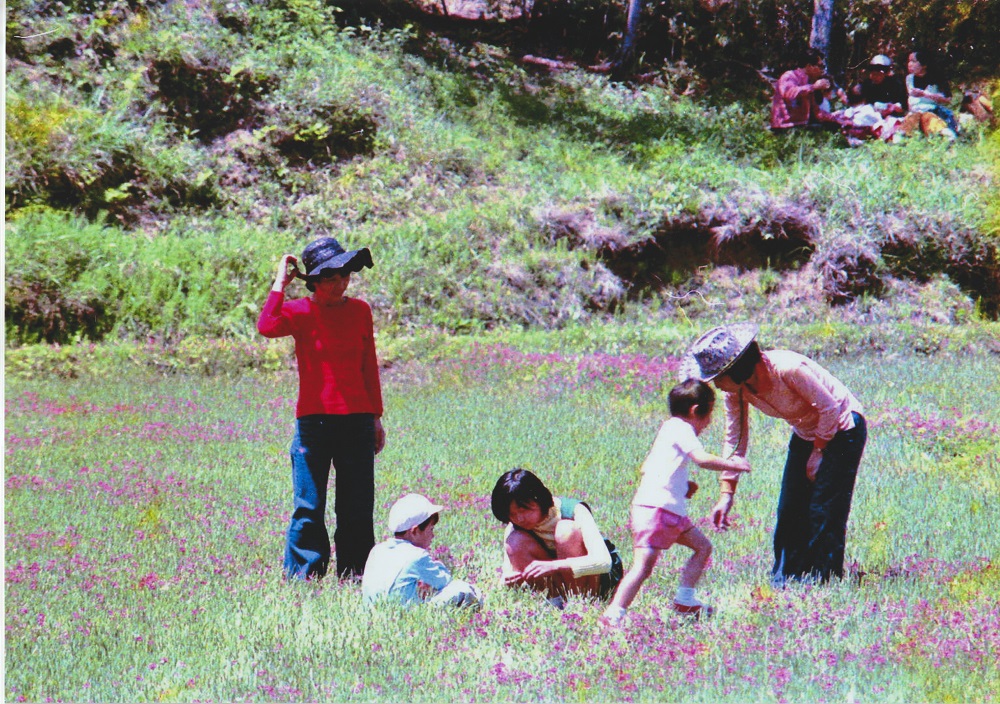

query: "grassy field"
left=5, top=346, right=999, bottom=702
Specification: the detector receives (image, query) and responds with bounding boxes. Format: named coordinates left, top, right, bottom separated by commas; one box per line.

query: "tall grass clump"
left=4, top=209, right=299, bottom=343
left=5, top=76, right=144, bottom=217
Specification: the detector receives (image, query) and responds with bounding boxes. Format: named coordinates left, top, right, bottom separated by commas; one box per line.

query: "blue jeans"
left=931, top=105, right=959, bottom=132
left=285, top=414, right=376, bottom=580
left=772, top=412, right=867, bottom=585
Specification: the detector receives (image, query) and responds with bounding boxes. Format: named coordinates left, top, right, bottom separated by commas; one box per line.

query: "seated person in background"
left=362, top=493, right=482, bottom=609
left=960, top=91, right=995, bottom=127
left=814, top=76, right=848, bottom=115
left=491, top=468, right=623, bottom=609
left=901, top=50, right=958, bottom=140
left=839, top=84, right=901, bottom=143
left=859, top=54, right=907, bottom=117
left=770, top=49, right=844, bottom=131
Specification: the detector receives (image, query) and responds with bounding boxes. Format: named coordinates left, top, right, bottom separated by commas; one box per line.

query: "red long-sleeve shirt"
left=257, top=291, right=384, bottom=419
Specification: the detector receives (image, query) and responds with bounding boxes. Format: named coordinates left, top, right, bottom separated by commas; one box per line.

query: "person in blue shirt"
left=362, top=493, right=482, bottom=608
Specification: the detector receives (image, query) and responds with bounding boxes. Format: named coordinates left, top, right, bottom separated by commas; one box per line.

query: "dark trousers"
left=772, top=412, right=867, bottom=584
left=284, top=414, right=376, bottom=580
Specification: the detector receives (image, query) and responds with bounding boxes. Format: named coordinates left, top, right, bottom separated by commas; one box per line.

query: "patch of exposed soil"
left=149, top=58, right=276, bottom=143
left=540, top=204, right=816, bottom=300
left=538, top=199, right=999, bottom=319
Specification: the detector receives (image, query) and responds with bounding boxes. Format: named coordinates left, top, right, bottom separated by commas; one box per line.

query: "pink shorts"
left=631, top=505, right=694, bottom=550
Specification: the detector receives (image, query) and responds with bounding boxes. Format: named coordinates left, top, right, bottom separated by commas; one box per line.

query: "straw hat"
left=679, top=322, right=759, bottom=381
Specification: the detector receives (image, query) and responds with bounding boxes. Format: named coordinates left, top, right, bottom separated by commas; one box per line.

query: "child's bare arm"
left=689, top=449, right=751, bottom=474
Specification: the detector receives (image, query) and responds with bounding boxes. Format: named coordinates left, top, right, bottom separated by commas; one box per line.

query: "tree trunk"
left=810, top=0, right=834, bottom=58
left=610, top=0, right=644, bottom=79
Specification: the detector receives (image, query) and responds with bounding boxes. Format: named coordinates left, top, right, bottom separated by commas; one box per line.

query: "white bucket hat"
left=679, top=322, right=759, bottom=381
left=387, top=493, right=444, bottom=533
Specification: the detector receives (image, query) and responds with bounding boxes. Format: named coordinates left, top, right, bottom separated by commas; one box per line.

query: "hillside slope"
left=5, top=0, right=1000, bottom=347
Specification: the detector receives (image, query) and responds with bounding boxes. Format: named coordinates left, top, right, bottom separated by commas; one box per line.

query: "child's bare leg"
left=554, top=519, right=601, bottom=597
left=608, top=547, right=660, bottom=611
left=675, top=526, right=712, bottom=589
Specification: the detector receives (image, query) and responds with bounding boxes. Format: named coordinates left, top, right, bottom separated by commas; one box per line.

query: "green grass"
left=5, top=350, right=999, bottom=701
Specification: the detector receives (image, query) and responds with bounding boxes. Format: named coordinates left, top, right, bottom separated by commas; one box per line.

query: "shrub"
left=147, top=56, right=277, bottom=143
left=4, top=209, right=301, bottom=343
left=4, top=209, right=118, bottom=344
left=816, top=238, right=885, bottom=306
left=271, top=103, right=379, bottom=166
left=4, top=274, right=110, bottom=345
left=882, top=214, right=1000, bottom=317
left=4, top=78, right=144, bottom=217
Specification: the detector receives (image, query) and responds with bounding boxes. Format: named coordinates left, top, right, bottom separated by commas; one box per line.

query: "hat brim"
left=679, top=322, right=759, bottom=382
left=305, top=247, right=373, bottom=278
left=390, top=504, right=444, bottom=533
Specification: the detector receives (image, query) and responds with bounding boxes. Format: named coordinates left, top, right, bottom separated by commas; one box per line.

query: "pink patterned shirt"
left=720, top=350, right=863, bottom=482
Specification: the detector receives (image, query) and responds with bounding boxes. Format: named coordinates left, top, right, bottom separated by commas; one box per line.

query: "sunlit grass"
left=5, top=352, right=999, bottom=701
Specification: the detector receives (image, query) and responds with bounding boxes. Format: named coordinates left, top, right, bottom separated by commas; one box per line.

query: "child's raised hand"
left=274, top=254, right=300, bottom=290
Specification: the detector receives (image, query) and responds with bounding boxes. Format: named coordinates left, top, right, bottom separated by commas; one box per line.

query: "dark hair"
left=669, top=379, right=715, bottom=418
left=304, top=267, right=348, bottom=293
left=801, top=48, right=826, bottom=68
left=491, top=468, right=554, bottom=523
left=909, top=50, right=950, bottom=94
left=722, top=341, right=763, bottom=385
left=909, top=50, right=933, bottom=71
left=394, top=512, right=439, bottom=537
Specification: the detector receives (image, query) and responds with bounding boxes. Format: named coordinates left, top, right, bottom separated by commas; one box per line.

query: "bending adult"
left=491, top=469, right=623, bottom=605
left=770, top=49, right=843, bottom=131
left=258, top=237, right=386, bottom=580
left=680, top=323, right=866, bottom=586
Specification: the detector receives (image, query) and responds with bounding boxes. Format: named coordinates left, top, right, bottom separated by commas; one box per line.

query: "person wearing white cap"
left=680, top=323, right=867, bottom=587
left=361, top=494, right=482, bottom=608
left=859, top=54, right=907, bottom=117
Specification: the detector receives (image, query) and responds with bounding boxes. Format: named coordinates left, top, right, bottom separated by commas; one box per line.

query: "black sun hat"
left=301, top=237, right=373, bottom=278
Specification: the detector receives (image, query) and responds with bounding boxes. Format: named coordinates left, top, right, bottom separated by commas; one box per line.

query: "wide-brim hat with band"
left=679, top=322, right=759, bottom=382
left=301, top=236, right=373, bottom=278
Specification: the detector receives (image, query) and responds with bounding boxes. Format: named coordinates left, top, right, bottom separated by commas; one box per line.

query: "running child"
left=601, top=379, right=751, bottom=625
